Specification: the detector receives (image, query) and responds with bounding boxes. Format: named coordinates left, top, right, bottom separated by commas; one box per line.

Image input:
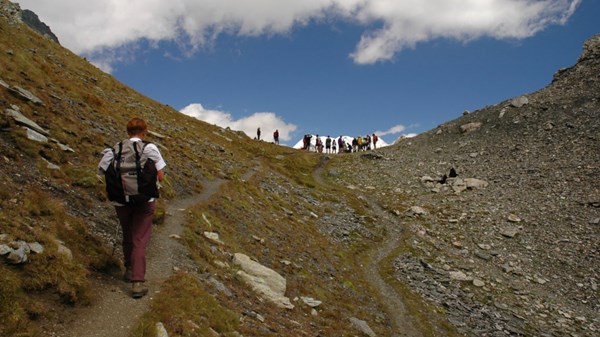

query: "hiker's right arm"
left=97, top=148, right=113, bottom=175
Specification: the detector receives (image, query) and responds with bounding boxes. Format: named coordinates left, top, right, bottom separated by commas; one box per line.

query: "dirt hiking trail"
left=312, top=155, right=422, bottom=337
left=44, top=178, right=224, bottom=337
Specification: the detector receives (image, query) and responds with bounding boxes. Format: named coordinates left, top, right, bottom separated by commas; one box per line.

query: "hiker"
left=372, top=133, right=378, bottom=149
left=332, top=138, right=337, bottom=154
left=352, top=137, right=358, bottom=152
left=337, top=136, right=344, bottom=154
left=257, top=127, right=261, bottom=140
left=302, top=134, right=311, bottom=151
left=315, top=135, right=323, bottom=153
left=273, top=129, right=279, bottom=144
left=325, top=136, right=332, bottom=154
left=97, top=117, right=166, bottom=299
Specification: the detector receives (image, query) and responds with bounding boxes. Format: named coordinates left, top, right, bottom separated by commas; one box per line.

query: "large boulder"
left=233, top=253, right=294, bottom=309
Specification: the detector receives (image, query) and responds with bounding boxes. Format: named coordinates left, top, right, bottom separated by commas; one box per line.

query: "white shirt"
left=98, top=137, right=166, bottom=174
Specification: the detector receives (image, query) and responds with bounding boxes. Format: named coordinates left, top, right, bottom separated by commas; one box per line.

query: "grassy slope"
left=0, top=8, right=412, bottom=337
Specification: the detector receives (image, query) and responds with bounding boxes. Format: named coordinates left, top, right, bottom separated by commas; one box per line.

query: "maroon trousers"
left=115, top=201, right=156, bottom=282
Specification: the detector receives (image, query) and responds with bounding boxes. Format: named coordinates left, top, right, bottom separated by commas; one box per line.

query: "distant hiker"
left=273, top=129, right=279, bottom=144
left=372, top=133, right=378, bottom=149
left=325, top=136, right=332, bottom=154
left=338, top=136, right=344, bottom=154
left=303, top=134, right=312, bottom=151
left=352, top=137, right=358, bottom=152
left=357, top=136, right=363, bottom=151
left=365, top=134, right=371, bottom=150
left=97, top=117, right=166, bottom=299
left=332, top=138, right=337, bottom=154
left=257, top=127, right=261, bottom=140
left=449, top=168, right=457, bottom=178
left=315, top=135, right=323, bottom=153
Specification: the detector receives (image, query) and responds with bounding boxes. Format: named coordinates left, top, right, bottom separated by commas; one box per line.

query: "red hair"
left=126, top=118, right=148, bottom=136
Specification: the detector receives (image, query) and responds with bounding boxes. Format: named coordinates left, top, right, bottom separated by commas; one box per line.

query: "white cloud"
left=180, top=103, right=297, bottom=142
left=18, top=0, right=581, bottom=67
left=374, top=124, right=407, bottom=136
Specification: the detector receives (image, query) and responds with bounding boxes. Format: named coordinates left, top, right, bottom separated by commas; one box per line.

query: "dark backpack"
left=105, top=140, right=159, bottom=205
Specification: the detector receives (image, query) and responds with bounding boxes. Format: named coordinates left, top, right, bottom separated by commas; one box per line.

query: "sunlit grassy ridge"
left=0, top=7, right=405, bottom=337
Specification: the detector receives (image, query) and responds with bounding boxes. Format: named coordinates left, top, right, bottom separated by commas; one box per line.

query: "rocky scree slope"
left=332, top=34, right=600, bottom=336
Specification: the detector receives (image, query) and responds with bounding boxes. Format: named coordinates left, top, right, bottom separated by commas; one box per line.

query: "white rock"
left=473, top=279, right=485, bottom=287
left=464, top=178, right=489, bottom=189
left=155, top=322, right=169, bottom=337
left=24, top=127, right=48, bottom=143
left=301, top=296, right=322, bottom=308
left=234, top=253, right=294, bottom=309
left=507, top=214, right=522, bottom=222
left=449, top=271, right=472, bottom=282
left=0, top=244, right=13, bottom=255
left=203, top=232, right=225, bottom=245
left=28, top=242, right=44, bottom=254
left=407, top=206, right=427, bottom=216
left=56, top=241, right=73, bottom=260
left=460, top=122, right=483, bottom=133
left=510, top=96, right=529, bottom=108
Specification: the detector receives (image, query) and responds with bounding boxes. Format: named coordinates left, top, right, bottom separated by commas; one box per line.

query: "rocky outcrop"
left=233, top=253, right=294, bottom=309
left=0, top=0, right=59, bottom=43
left=21, top=9, right=59, bottom=43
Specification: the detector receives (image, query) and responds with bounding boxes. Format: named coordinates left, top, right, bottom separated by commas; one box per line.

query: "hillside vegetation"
left=0, top=2, right=415, bottom=336
left=1, top=1, right=598, bottom=336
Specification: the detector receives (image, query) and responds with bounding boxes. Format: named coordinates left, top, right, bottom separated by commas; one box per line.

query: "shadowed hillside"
left=1, top=0, right=598, bottom=336
left=330, top=34, right=600, bottom=336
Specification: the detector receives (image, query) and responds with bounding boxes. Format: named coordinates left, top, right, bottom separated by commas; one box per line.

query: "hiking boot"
left=131, top=282, right=148, bottom=299
left=123, top=267, right=132, bottom=282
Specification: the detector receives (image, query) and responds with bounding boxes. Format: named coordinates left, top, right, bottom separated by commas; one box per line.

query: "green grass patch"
left=133, top=273, right=239, bottom=337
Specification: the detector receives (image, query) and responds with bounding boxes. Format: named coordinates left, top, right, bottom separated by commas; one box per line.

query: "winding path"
left=47, top=178, right=225, bottom=337
left=312, top=155, right=422, bottom=337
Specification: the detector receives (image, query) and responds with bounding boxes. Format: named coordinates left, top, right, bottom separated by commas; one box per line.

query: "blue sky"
left=18, top=0, right=599, bottom=145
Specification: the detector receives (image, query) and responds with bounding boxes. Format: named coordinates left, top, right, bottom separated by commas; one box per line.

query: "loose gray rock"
left=8, top=86, right=43, bottom=105
left=6, top=241, right=30, bottom=264
left=0, top=244, right=12, bottom=255
left=155, top=322, right=169, bottom=337
left=460, top=122, right=482, bottom=133
left=28, top=242, right=44, bottom=254
left=24, top=127, right=48, bottom=143
left=233, top=253, right=294, bottom=309
left=349, top=317, right=377, bottom=337
left=406, top=206, right=427, bottom=216
left=55, top=240, right=73, bottom=260
left=301, top=296, right=322, bottom=308
left=507, top=214, right=522, bottom=223
left=510, top=96, right=529, bottom=108
left=449, top=271, right=472, bottom=282
left=6, top=108, right=50, bottom=135
left=500, top=227, right=519, bottom=238
left=464, top=178, right=489, bottom=189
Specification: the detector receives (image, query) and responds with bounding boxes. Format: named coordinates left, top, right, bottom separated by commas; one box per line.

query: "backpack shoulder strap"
left=115, top=141, right=123, bottom=172
left=132, top=141, right=143, bottom=174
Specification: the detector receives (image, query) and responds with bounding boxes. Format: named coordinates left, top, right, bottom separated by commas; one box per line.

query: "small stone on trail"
left=507, top=214, right=522, bottom=223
